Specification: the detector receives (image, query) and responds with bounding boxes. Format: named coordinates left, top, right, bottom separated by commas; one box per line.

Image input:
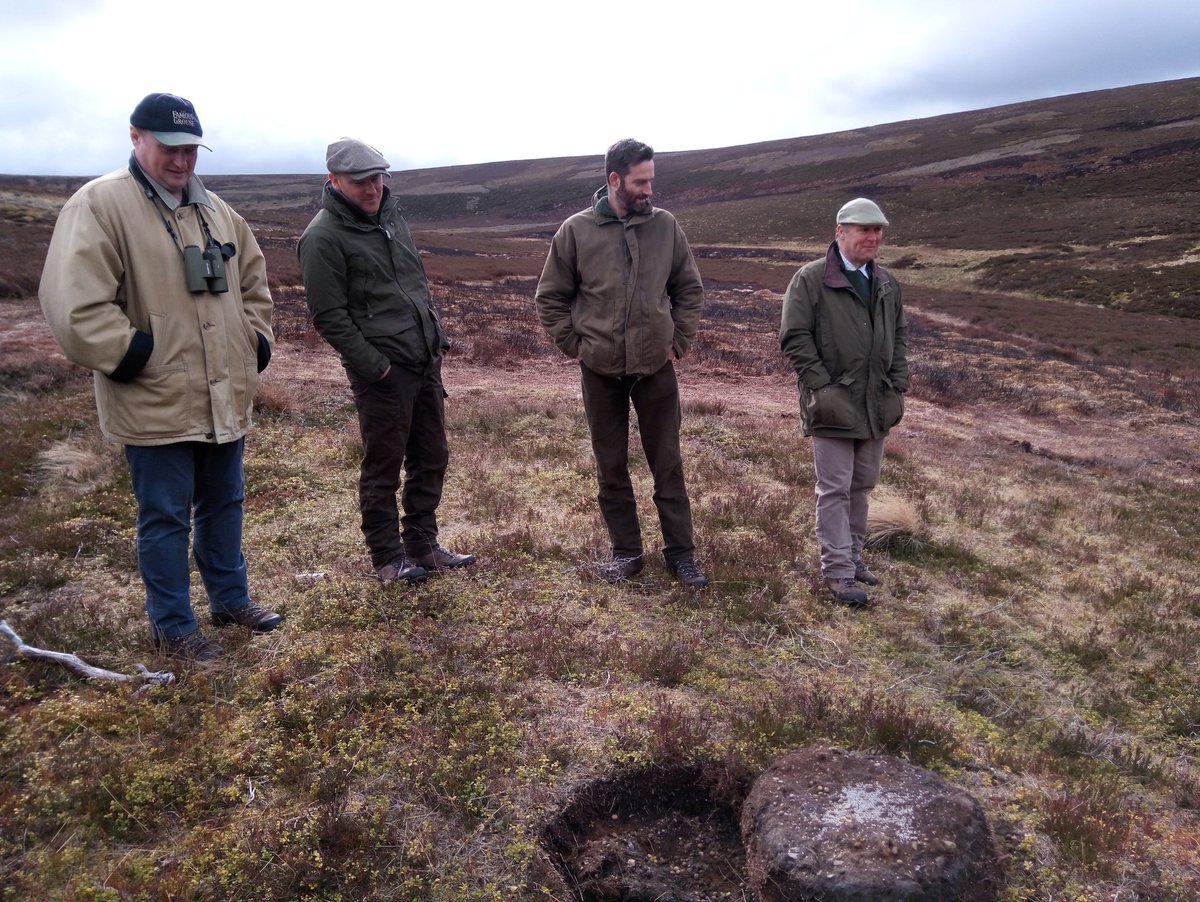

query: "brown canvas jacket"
left=535, top=187, right=704, bottom=377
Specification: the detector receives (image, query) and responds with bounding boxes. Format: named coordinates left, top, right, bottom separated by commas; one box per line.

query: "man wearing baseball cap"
left=298, top=138, right=474, bottom=585
left=39, top=93, right=280, bottom=662
left=779, top=198, right=909, bottom=606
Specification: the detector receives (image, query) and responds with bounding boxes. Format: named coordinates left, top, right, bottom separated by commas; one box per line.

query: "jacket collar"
left=822, top=240, right=890, bottom=291
left=592, top=185, right=653, bottom=224
left=128, top=153, right=213, bottom=211
left=323, top=180, right=395, bottom=226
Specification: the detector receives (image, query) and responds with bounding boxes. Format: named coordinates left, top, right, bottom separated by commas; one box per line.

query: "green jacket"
left=298, top=184, right=446, bottom=380
left=39, top=161, right=273, bottom=447
left=535, top=187, right=704, bottom=377
left=780, top=241, right=909, bottom=439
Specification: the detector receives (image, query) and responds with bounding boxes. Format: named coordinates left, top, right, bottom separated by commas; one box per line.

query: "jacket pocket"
left=880, top=383, right=905, bottom=431
left=805, top=378, right=858, bottom=431
left=561, top=331, right=582, bottom=359
left=357, top=308, right=416, bottom=338
left=103, top=362, right=192, bottom=439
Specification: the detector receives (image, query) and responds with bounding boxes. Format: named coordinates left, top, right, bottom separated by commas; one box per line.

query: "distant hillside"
left=378, top=78, right=1200, bottom=319
left=386, top=77, right=1200, bottom=245
left=2, top=78, right=1198, bottom=318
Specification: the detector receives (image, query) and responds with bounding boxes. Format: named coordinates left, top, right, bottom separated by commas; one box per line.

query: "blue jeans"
left=125, top=440, right=252, bottom=640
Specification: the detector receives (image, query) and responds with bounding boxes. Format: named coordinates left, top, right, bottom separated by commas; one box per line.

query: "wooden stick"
left=0, top=620, right=175, bottom=686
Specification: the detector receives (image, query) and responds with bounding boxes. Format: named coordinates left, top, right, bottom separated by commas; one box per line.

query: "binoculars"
left=183, top=242, right=236, bottom=294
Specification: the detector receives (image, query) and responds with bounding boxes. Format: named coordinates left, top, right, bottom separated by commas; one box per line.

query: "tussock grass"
left=866, top=487, right=925, bottom=552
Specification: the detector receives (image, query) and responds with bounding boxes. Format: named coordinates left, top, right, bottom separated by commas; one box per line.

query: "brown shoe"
left=854, top=565, right=881, bottom=586
left=409, top=544, right=476, bottom=571
left=376, top=557, right=428, bottom=585
left=597, top=555, right=644, bottom=583
left=826, top=578, right=869, bottom=606
left=159, top=629, right=224, bottom=663
left=212, top=601, right=283, bottom=632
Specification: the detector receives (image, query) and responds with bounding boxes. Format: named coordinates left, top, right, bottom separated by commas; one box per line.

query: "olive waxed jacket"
left=780, top=240, right=909, bottom=439
left=298, top=184, right=447, bottom=380
left=535, top=187, right=704, bottom=377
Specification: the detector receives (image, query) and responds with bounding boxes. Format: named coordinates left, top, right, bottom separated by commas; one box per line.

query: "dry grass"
left=866, top=487, right=924, bottom=552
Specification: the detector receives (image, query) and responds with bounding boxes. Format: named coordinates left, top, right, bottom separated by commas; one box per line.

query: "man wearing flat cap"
left=39, top=92, right=280, bottom=663
left=298, top=138, right=474, bottom=585
left=780, top=197, right=909, bottom=606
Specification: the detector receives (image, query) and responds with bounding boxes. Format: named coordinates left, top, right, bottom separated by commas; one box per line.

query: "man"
left=536, top=138, right=708, bottom=589
left=298, top=138, right=474, bottom=585
left=39, top=92, right=281, bottom=663
left=780, top=197, right=909, bottom=606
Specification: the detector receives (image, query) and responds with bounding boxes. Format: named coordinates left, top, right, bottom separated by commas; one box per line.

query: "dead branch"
left=0, top=619, right=175, bottom=686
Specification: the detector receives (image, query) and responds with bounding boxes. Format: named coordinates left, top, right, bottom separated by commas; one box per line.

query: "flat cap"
left=326, top=137, right=390, bottom=179
left=836, top=197, right=889, bottom=226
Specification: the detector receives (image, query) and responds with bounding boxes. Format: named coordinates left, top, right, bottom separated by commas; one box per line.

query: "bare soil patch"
left=542, top=766, right=748, bottom=901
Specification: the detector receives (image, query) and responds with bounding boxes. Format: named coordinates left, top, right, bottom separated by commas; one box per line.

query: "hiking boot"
left=376, top=557, right=428, bottom=585
left=826, top=577, right=869, bottom=606
left=670, top=558, right=709, bottom=589
left=409, top=544, right=476, bottom=571
left=212, top=601, right=283, bottom=632
left=854, top=564, right=881, bottom=586
left=159, top=629, right=224, bottom=663
left=597, top=554, right=644, bottom=583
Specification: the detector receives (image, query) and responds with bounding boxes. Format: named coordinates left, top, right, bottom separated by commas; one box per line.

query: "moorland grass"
left=3, top=281, right=1200, bottom=899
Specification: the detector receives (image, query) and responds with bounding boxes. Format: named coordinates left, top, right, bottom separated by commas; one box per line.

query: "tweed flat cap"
left=326, top=137, right=390, bottom=178
left=836, top=197, right=889, bottom=226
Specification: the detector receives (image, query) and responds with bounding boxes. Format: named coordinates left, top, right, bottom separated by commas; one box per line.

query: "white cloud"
left=0, top=0, right=1197, bottom=175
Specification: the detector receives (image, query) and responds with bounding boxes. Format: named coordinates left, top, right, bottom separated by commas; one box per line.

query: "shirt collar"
left=837, top=246, right=870, bottom=277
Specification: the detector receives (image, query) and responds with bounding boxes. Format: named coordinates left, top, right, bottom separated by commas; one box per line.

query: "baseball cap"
left=130, top=93, right=210, bottom=149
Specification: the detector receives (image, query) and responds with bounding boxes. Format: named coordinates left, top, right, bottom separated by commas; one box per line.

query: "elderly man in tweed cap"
left=780, top=198, right=909, bottom=606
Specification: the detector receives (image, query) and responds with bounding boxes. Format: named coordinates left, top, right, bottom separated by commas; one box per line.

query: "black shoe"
left=159, top=629, right=224, bottom=663
left=212, top=601, right=283, bottom=632
left=597, top=555, right=645, bottom=583
left=826, top=577, right=870, bottom=606
left=376, top=557, right=428, bottom=585
left=670, top=558, right=709, bottom=589
left=409, top=544, right=476, bottom=571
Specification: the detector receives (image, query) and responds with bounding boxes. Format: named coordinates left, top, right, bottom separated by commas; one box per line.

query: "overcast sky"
left=2, top=0, right=1198, bottom=177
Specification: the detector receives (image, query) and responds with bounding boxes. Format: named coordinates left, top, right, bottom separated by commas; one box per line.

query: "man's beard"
left=615, top=181, right=650, bottom=213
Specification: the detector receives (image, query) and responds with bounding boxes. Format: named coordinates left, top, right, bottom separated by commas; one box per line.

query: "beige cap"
left=836, top=197, right=889, bottom=226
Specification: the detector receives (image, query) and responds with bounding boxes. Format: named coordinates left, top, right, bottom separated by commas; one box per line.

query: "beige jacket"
left=39, top=162, right=273, bottom=446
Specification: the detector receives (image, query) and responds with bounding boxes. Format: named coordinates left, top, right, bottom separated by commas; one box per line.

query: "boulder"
left=741, top=746, right=999, bottom=901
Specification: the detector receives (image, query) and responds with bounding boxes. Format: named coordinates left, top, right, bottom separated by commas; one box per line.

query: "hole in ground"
left=540, top=763, right=750, bottom=901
